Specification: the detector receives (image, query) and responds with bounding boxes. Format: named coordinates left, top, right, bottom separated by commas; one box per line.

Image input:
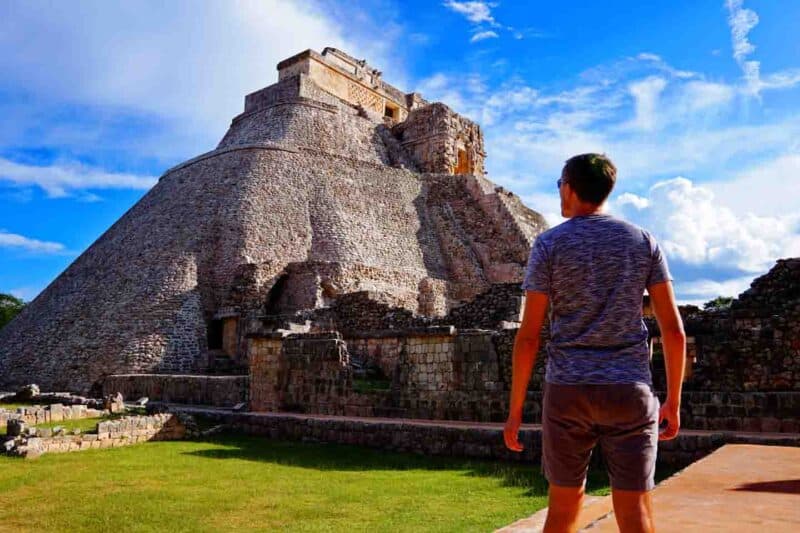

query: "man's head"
left=558, top=153, right=617, bottom=218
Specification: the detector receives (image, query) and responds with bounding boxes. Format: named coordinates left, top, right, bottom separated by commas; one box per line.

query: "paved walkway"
left=499, top=444, right=800, bottom=532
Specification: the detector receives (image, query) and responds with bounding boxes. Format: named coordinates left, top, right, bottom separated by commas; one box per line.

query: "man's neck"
left=570, top=203, right=606, bottom=217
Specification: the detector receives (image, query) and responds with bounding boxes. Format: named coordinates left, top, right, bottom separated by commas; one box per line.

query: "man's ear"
left=563, top=182, right=576, bottom=202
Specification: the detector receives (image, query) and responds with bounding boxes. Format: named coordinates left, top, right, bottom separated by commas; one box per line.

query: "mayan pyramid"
left=0, top=48, right=547, bottom=392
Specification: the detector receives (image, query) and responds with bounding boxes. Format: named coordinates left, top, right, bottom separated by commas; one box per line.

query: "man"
left=503, top=153, right=686, bottom=533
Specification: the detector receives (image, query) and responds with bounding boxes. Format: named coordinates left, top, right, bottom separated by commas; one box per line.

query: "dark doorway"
left=265, top=274, right=289, bottom=315
left=207, top=319, right=224, bottom=350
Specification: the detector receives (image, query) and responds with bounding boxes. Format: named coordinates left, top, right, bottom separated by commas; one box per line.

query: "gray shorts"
left=541, top=381, right=660, bottom=491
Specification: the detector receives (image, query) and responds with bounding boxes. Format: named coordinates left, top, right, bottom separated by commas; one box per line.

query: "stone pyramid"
left=0, top=48, right=547, bottom=392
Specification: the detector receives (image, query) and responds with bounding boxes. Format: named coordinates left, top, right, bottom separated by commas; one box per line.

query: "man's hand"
left=504, top=291, right=548, bottom=453
left=658, top=400, right=680, bottom=440
left=504, top=414, right=524, bottom=452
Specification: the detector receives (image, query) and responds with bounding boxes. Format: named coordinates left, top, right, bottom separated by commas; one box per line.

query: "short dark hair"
left=562, top=153, right=617, bottom=205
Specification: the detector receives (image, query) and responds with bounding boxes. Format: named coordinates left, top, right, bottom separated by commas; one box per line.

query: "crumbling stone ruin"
left=0, top=47, right=547, bottom=392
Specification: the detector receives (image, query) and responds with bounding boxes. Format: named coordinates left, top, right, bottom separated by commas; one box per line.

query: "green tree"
left=0, top=293, right=25, bottom=330
left=703, top=295, right=734, bottom=311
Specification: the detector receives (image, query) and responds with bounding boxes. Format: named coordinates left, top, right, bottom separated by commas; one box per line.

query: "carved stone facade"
left=394, top=103, right=486, bottom=175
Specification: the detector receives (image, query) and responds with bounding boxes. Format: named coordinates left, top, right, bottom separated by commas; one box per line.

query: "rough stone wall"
left=248, top=336, right=285, bottom=412
left=280, top=333, right=352, bottom=414
left=5, top=414, right=186, bottom=459
left=398, top=333, right=459, bottom=393
left=259, top=281, right=529, bottom=342
left=247, top=327, right=520, bottom=422
left=648, top=259, right=800, bottom=392
left=678, top=391, right=800, bottom=432
left=0, top=404, right=106, bottom=427
left=102, top=375, right=247, bottom=407
left=421, top=174, right=543, bottom=302
left=445, top=283, right=524, bottom=329
left=308, top=290, right=422, bottom=335
left=344, top=335, right=403, bottom=379
left=221, top=91, right=393, bottom=166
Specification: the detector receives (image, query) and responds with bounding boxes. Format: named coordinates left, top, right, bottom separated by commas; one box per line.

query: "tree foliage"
left=703, top=295, right=734, bottom=311
left=0, top=293, right=25, bottom=330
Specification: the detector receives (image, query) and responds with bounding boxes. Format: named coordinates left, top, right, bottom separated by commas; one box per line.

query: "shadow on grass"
left=182, top=432, right=678, bottom=498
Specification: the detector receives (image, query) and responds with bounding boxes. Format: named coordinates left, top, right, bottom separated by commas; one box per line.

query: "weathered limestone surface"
left=0, top=403, right=107, bottom=427
left=650, top=259, right=800, bottom=392
left=0, top=48, right=546, bottom=393
left=242, top=258, right=800, bottom=430
left=101, top=375, right=247, bottom=407
left=3, top=413, right=186, bottom=459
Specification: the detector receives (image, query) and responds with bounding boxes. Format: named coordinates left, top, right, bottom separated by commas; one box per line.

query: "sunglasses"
left=557, top=178, right=564, bottom=189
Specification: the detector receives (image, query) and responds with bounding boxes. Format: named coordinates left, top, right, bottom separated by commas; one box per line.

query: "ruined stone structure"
left=0, top=47, right=547, bottom=392
left=244, top=258, right=800, bottom=429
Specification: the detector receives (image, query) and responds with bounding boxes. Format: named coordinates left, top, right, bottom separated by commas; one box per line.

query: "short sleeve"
left=646, top=236, right=673, bottom=287
left=521, top=237, right=551, bottom=294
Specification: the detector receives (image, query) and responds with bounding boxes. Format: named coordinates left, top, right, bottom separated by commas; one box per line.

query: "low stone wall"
left=175, top=408, right=800, bottom=470
left=680, top=391, right=800, bottom=432
left=102, top=375, right=247, bottom=407
left=4, top=414, right=186, bottom=459
left=247, top=327, right=800, bottom=430
left=0, top=403, right=107, bottom=427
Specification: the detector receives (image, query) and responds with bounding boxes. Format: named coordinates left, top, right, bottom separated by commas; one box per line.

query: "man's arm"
left=504, top=290, right=549, bottom=451
left=647, top=280, right=686, bottom=440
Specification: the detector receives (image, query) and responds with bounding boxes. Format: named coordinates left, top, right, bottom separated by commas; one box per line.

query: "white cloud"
left=0, top=1, right=398, bottom=157
left=628, top=76, right=668, bottom=130
left=635, top=52, right=697, bottom=79
left=0, top=158, right=157, bottom=198
left=443, top=1, right=496, bottom=25
left=0, top=230, right=65, bottom=254
left=8, top=286, right=44, bottom=302
left=707, top=153, right=800, bottom=218
left=760, top=69, right=800, bottom=91
left=616, top=192, right=650, bottom=210
left=419, top=50, right=800, bottom=223
left=679, top=80, right=735, bottom=112
left=726, top=0, right=758, bottom=63
left=679, top=276, right=755, bottom=300
left=519, top=191, right=562, bottom=228
left=471, top=30, right=499, bottom=43
left=725, top=0, right=761, bottom=96
left=614, top=177, right=800, bottom=273
left=725, top=0, right=800, bottom=96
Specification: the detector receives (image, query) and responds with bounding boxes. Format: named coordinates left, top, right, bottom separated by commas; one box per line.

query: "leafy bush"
left=0, top=293, right=25, bottom=330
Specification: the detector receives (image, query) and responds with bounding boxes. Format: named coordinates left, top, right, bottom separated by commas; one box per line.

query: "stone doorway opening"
left=454, top=148, right=470, bottom=174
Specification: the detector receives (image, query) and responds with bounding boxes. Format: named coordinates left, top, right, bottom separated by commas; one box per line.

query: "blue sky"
left=1, top=0, right=798, bottom=305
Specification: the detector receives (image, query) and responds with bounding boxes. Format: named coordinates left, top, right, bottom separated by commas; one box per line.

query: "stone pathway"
left=498, top=444, right=800, bottom=532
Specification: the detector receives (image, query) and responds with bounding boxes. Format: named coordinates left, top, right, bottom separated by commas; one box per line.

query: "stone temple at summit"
left=0, top=47, right=549, bottom=393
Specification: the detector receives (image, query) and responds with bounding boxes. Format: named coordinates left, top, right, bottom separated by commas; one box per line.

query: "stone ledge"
left=171, top=408, right=800, bottom=469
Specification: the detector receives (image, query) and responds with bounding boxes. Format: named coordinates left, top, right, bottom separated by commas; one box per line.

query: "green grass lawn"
left=0, top=432, right=677, bottom=532
left=29, top=416, right=107, bottom=434
left=0, top=432, right=657, bottom=533
left=1, top=415, right=112, bottom=436
left=0, top=402, right=45, bottom=411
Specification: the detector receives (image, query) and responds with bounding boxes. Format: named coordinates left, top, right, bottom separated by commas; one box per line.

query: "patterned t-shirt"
left=521, top=213, right=672, bottom=385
